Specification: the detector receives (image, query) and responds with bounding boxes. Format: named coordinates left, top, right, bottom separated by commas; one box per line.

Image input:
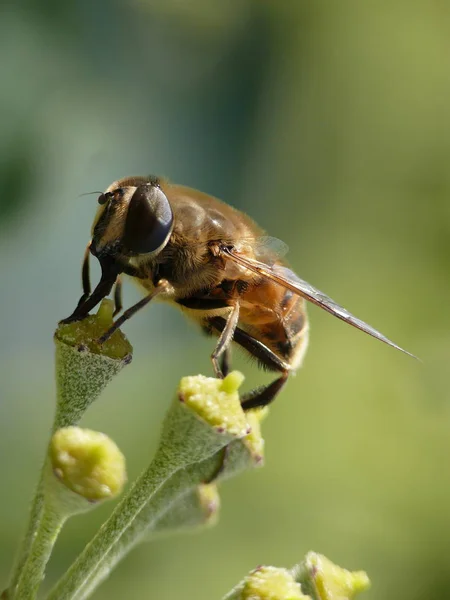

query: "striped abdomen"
left=239, top=265, right=309, bottom=371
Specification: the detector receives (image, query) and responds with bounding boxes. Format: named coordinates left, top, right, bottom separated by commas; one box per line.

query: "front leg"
left=98, top=279, right=172, bottom=344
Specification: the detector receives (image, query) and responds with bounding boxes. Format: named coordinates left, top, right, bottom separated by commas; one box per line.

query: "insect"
left=62, top=175, right=415, bottom=409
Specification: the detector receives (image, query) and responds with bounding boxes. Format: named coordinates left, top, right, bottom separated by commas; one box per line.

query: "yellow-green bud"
left=243, top=406, right=268, bottom=464
left=301, top=553, right=370, bottom=600
left=197, top=483, right=220, bottom=524
left=242, top=566, right=308, bottom=600
left=50, top=427, right=127, bottom=501
left=54, top=300, right=133, bottom=429
left=56, top=299, right=132, bottom=360
left=179, top=371, right=248, bottom=436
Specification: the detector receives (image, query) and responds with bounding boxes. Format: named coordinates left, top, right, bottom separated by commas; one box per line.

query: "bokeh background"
left=1, top=1, right=449, bottom=598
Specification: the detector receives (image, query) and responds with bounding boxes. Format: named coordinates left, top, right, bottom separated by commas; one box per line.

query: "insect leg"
left=208, top=317, right=289, bottom=373
left=177, top=296, right=235, bottom=377
left=234, top=328, right=290, bottom=409
left=240, top=372, right=289, bottom=410
left=97, top=279, right=171, bottom=344
left=113, top=277, right=123, bottom=316
left=61, top=255, right=119, bottom=323
left=69, top=242, right=92, bottom=315
left=211, top=301, right=240, bottom=378
left=81, top=242, right=91, bottom=298
left=219, top=346, right=231, bottom=377
left=208, top=318, right=290, bottom=410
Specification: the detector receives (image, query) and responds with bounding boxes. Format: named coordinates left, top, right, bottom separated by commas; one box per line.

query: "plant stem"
left=77, top=456, right=222, bottom=599
left=47, top=372, right=249, bottom=600
left=46, top=454, right=178, bottom=600
left=8, top=410, right=92, bottom=597
left=12, top=500, right=65, bottom=600
left=8, top=303, right=131, bottom=599
left=8, top=474, right=46, bottom=598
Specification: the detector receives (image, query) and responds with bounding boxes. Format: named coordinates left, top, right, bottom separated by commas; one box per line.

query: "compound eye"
left=98, top=193, right=108, bottom=205
left=122, top=184, right=173, bottom=254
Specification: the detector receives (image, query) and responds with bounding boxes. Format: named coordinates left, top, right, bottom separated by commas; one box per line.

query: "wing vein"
left=222, top=246, right=418, bottom=360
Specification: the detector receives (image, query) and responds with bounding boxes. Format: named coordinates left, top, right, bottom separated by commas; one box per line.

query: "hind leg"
left=208, top=317, right=291, bottom=410
left=240, top=371, right=289, bottom=410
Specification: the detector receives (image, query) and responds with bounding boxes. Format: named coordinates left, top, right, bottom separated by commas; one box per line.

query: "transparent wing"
left=252, top=236, right=289, bottom=263
left=185, top=235, right=289, bottom=262
left=219, top=235, right=289, bottom=266
left=221, top=245, right=418, bottom=360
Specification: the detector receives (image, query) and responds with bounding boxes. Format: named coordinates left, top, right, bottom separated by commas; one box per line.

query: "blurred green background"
left=1, top=1, right=449, bottom=598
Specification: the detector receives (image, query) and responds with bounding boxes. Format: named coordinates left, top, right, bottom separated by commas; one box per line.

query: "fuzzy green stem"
left=13, top=429, right=126, bottom=600
left=76, top=393, right=266, bottom=599
left=8, top=475, right=46, bottom=599
left=8, top=301, right=131, bottom=599
left=13, top=502, right=65, bottom=600
left=47, top=455, right=209, bottom=600
left=47, top=373, right=248, bottom=600
left=147, top=481, right=219, bottom=537
left=78, top=461, right=222, bottom=600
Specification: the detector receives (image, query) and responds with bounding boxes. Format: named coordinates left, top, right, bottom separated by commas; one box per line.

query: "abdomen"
left=239, top=266, right=309, bottom=372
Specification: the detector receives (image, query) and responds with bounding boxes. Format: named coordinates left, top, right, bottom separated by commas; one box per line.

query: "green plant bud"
left=8, top=301, right=133, bottom=600
left=50, top=427, right=127, bottom=502
left=150, top=482, right=220, bottom=537
left=179, top=371, right=247, bottom=434
left=197, top=482, right=220, bottom=523
left=223, top=405, right=267, bottom=476
left=46, top=373, right=251, bottom=600
left=227, top=566, right=309, bottom=600
left=295, top=553, right=370, bottom=600
left=56, top=299, right=132, bottom=359
left=53, top=299, right=133, bottom=429
left=244, top=407, right=268, bottom=461
left=155, top=371, right=250, bottom=471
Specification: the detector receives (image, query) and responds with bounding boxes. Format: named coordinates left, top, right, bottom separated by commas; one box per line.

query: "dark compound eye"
left=98, top=193, right=108, bottom=205
left=122, top=184, right=173, bottom=254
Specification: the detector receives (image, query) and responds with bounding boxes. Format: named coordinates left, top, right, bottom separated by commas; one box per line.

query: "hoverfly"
left=62, top=175, right=415, bottom=409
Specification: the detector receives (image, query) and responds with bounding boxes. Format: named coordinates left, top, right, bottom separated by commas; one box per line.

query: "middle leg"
left=210, top=301, right=240, bottom=378
left=219, top=346, right=231, bottom=377
left=208, top=317, right=291, bottom=409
